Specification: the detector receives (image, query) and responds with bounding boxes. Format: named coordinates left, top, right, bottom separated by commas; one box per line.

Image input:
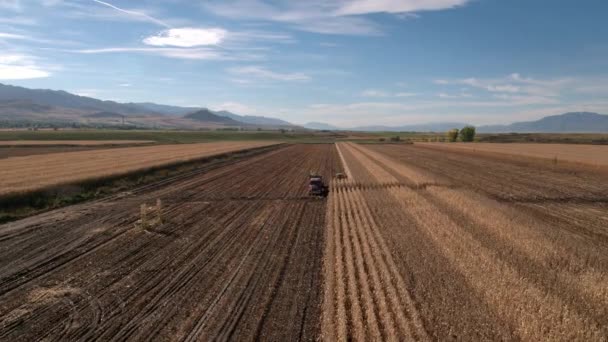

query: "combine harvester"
left=308, top=173, right=329, bottom=197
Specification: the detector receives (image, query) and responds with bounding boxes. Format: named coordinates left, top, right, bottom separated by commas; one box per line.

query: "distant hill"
left=0, top=83, right=295, bottom=129
left=477, top=112, right=608, bottom=133
left=131, top=102, right=200, bottom=116
left=184, top=109, right=244, bottom=125
left=214, top=110, right=294, bottom=127
left=0, top=99, right=53, bottom=113
left=352, top=122, right=469, bottom=132
left=0, top=83, right=158, bottom=116
left=304, top=122, right=341, bottom=130
left=85, top=111, right=124, bottom=119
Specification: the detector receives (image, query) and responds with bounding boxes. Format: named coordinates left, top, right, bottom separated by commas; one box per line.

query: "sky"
left=1, top=0, right=607, bottom=127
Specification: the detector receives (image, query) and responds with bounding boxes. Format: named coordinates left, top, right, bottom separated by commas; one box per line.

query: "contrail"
left=92, top=0, right=172, bottom=28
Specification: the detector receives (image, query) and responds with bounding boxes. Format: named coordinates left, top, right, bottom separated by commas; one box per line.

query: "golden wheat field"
left=0, top=141, right=277, bottom=196
left=416, top=142, right=608, bottom=166
left=0, top=140, right=155, bottom=146
left=321, top=142, right=608, bottom=341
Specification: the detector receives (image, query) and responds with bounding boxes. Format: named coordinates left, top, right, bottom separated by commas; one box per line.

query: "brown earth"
left=0, top=144, right=341, bottom=341
left=1, top=141, right=607, bottom=341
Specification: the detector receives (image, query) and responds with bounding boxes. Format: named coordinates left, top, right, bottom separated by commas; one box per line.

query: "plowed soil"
left=0, top=144, right=341, bottom=341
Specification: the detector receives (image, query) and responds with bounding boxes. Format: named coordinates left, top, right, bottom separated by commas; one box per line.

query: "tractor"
left=309, top=174, right=329, bottom=197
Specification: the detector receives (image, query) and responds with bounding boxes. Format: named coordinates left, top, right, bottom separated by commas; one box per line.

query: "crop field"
left=0, top=144, right=341, bottom=340
left=0, top=141, right=277, bottom=197
left=322, top=142, right=608, bottom=340
left=0, top=140, right=155, bottom=146
left=417, top=142, right=608, bottom=167
left=0, top=142, right=606, bottom=340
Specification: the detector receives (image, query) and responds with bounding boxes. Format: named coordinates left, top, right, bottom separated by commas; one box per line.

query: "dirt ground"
left=0, top=144, right=341, bottom=341
left=1, top=142, right=606, bottom=341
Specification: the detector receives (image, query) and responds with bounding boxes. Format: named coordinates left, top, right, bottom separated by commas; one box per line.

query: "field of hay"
left=416, top=142, right=608, bottom=166
left=0, top=141, right=278, bottom=197
left=0, top=140, right=154, bottom=146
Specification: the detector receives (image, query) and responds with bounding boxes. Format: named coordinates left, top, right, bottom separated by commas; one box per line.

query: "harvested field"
left=0, top=146, right=104, bottom=159
left=0, top=141, right=277, bottom=197
left=417, top=142, right=608, bottom=167
left=1, top=140, right=607, bottom=341
left=322, top=142, right=608, bottom=340
left=0, top=144, right=342, bottom=341
left=0, top=140, right=154, bottom=146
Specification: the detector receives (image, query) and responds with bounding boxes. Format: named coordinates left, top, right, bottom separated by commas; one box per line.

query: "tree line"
left=447, top=126, right=476, bottom=142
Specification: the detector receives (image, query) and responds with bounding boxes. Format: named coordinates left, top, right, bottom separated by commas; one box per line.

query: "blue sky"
left=1, top=0, right=607, bottom=127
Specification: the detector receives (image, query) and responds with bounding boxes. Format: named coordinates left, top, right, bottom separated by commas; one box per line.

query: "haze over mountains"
left=305, top=112, right=608, bottom=133
left=0, top=83, right=295, bottom=129
left=1, top=83, right=607, bottom=133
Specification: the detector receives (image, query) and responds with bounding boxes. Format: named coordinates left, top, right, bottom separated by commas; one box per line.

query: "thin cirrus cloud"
left=204, top=0, right=471, bottom=35
left=73, top=47, right=248, bottom=60
left=91, top=0, right=171, bottom=28
left=336, top=0, right=470, bottom=15
left=361, top=89, right=418, bottom=97
left=228, top=66, right=310, bottom=81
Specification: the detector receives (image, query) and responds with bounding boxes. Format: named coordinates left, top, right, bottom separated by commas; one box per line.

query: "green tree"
left=446, top=128, right=459, bottom=142
left=460, top=126, right=476, bottom=142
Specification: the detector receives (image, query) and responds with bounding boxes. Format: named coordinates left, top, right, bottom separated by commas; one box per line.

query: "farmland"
left=417, top=142, right=608, bottom=167
left=0, top=140, right=154, bottom=146
left=0, top=141, right=277, bottom=197
left=0, top=141, right=607, bottom=340
left=0, top=144, right=341, bottom=340
left=322, top=142, right=608, bottom=340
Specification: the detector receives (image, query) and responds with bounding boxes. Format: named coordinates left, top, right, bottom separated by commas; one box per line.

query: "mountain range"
left=2, top=83, right=607, bottom=133
left=0, top=83, right=295, bottom=129
left=306, top=112, right=608, bottom=133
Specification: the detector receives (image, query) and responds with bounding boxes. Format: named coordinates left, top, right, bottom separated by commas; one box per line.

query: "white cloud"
left=436, top=73, right=576, bottom=98
left=0, top=54, right=50, bottom=80
left=0, top=32, right=25, bottom=40
left=362, top=89, right=418, bottom=98
left=438, top=92, right=472, bottom=99
left=336, top=0, right=470, bottom=15
left=73, top=47, right=261, bottom=60
left=0, top=16, right=36, bottom=25
left=395, top=92, right=417, bottom=97
left=204, top=0, right=471, bottom=35
left=361, top=89, right=389, bottom=97
left=228, top=65, right=310, bottom=81
left=0, top=0, right=20, bottom=11
left=118, top=83, right=131, bottom=87
left=143, top=28, right=227, bottom=47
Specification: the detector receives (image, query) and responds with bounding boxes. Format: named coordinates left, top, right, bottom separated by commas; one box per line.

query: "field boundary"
left=0, top=143, right=285, bottom=223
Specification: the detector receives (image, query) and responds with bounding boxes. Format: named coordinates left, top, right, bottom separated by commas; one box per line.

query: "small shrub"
left=460, top=126, right=476, bottom=142
left=447, top=129, right=459, bottom=142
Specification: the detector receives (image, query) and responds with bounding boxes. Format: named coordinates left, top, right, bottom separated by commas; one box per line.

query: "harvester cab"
left=309, top=173, right=329, bottom=197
